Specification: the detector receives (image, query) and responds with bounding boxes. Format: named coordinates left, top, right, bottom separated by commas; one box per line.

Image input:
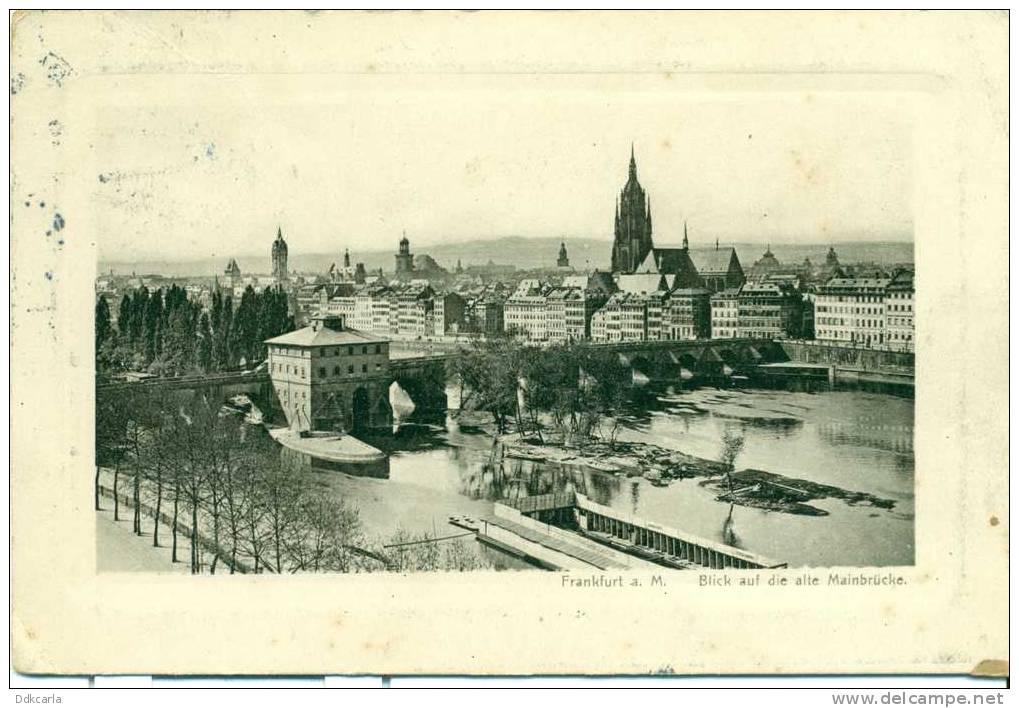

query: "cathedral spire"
left=683, top=221, right=689, bottom=250
left=612, top=143, right=653, bottom=274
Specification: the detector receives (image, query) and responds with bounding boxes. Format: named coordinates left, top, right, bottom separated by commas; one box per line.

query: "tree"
left=162, top=306, right=195, bottom=375
left=95, top=390, right=128, bottom=511
left=214, top=293, right=234, bottom=370
left=129, top=287, right=149, bottom=348
left=443, top=539, right=487, bottom=572
left=719, top=428, right=746, bottom=497
left=117, top=293, right=133, bottom=343
left=120, top=389, right=160, bottom=535
left=95, top=295, right=112, bottom=359
left=143, top=289, right=164, bottom=365
left=196, top=312, right=213, bottom=373
left=260, top=459, right=304, bottom=573
left=447, top=336, right=527, bottom=435
left=579, top=348, right=630, bottom=447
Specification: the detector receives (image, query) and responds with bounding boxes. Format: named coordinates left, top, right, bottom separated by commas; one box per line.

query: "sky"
left=89, top=76, right=915, bottom=263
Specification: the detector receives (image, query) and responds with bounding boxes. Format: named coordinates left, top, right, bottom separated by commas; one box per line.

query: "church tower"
left=611, top=145, right=654, bottom=274
left=557, top=241, right=570, bottom=269
left=271, top=226, right=289, bottom=283
left=395, top=231, right=414, bottom=280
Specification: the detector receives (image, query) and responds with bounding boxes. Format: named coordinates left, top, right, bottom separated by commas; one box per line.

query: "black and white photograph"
left=10, top=9, right=1007, bottom=682
left=88, top=39, right=917, bottom=576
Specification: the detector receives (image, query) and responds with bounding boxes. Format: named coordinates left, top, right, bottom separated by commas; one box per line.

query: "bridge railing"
left=97, top=370, right=270, bottom=391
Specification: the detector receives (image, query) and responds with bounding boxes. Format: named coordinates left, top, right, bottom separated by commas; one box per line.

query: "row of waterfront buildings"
left=283, top=238, right=913, bottom=351
left=97, top=147, right=915, bottom=353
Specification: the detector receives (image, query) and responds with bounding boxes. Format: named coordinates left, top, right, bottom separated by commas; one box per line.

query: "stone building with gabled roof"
left=265, top=315, right=392, bottom=432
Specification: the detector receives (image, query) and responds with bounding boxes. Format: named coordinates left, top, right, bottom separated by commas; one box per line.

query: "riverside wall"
left=778, top=340, right=914, bottom=373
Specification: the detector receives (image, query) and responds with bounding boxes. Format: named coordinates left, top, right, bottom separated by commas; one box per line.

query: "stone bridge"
left=94, top=340, right=794, bottom=426
left=589, top=338, right=790, bottom=386
left=96, top=354, right=452, bottom=429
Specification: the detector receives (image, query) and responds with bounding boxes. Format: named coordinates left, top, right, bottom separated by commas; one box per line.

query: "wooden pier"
left=574, top=494, right=786, bottom=569
left=451, top=492, right=785, bottom=571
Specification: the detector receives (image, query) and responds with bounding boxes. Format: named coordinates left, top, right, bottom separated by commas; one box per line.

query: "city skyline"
left=91, top=82, right=914, bottom=263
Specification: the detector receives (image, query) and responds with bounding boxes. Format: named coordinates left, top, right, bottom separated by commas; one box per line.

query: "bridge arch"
left=351, top=387, right=371, bottom=432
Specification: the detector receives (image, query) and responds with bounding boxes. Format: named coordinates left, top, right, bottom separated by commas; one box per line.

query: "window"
left=334, top=365, right=340, bottom=375
left=319, top=367, right=326, bottom=377
left=347, top=346, right=353, bottom=356
left=362, top=345, right=368, bottom=354
left=375, top=344, right=381, bottom=354
left=375, top=363, right=381, bottom=370
left=348, top=365, right=354, bottom=374
left=362, top=364, right=368, bottom=373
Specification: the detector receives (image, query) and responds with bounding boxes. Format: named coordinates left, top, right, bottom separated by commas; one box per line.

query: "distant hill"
left=100, top=236, right=913, bottom=277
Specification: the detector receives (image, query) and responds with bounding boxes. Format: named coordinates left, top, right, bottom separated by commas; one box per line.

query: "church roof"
left=636, top=247, right=702, bottom=289
left=562, top=271, right=618, bottom=294
left=616, top=273, right=668, bottom=295
left=690, top=248, right=738, bottom=275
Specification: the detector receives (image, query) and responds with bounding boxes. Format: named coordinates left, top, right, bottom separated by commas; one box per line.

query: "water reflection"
left=290, top=386, right=913, bottom=568
left=722, top=503, right=740, bottom=549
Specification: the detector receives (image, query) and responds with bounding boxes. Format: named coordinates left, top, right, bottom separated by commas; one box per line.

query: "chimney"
left=314, top=314, right=346, bottom=331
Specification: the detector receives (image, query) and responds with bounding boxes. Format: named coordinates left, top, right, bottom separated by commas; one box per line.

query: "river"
left=301, top=385, right=914, bottom=568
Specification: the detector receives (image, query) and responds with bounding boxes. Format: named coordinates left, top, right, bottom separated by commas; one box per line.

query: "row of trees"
left=95, top=284, right=294, bottom=377
left=97, top=389, right=366, bottom=573
left=447, top=336, right=631, bottom=444
left=96, top=388, right=490, bottom=574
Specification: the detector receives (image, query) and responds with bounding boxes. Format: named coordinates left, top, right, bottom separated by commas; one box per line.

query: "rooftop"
left=265, top=316, right=389, bottom=347
left=616, top=273, right=667, bottom=295
left=690, top=247, right=738, bottom=274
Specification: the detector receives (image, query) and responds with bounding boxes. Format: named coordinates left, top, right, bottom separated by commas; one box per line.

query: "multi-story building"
left=544, top=286, right=584, bottom=343
left=295, top=283, right=329, bottom=322
left=884, top=270, right=914, bottom=352
left=736, top=281, right=804, bottom=339
left=663, top=288, right=711, bottom=340
left=591, top=291, right=660, bottom=343
left=433, top=291, right=467, bottom=336
left=395, top=282, right=434, bottom=338
left=371, top=291, right=394, bottom=335
left=504, top=279, right=551, bottom=341
left=464, top=292, right=505, bottom=335
left=265, top=315, right=391, bottom=432
left=814, top=277, right=890, bottom=347
left=536, top=272, right=616, bottom=344
left=710, top=288, right=740, bottom=339
left=590, top=295, right=622, bottom=343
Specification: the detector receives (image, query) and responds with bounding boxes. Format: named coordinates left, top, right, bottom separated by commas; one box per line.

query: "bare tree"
left=719, top=428, right=746, bottom=497
left=260, top=459, right=304, bottom=574
left=286, top=495, right=363, bottom=573
left=443, top=539, right=488, bottom=572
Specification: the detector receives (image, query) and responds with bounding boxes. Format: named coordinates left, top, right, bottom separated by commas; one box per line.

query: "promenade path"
left=95, top=508, right=187, bottom=574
